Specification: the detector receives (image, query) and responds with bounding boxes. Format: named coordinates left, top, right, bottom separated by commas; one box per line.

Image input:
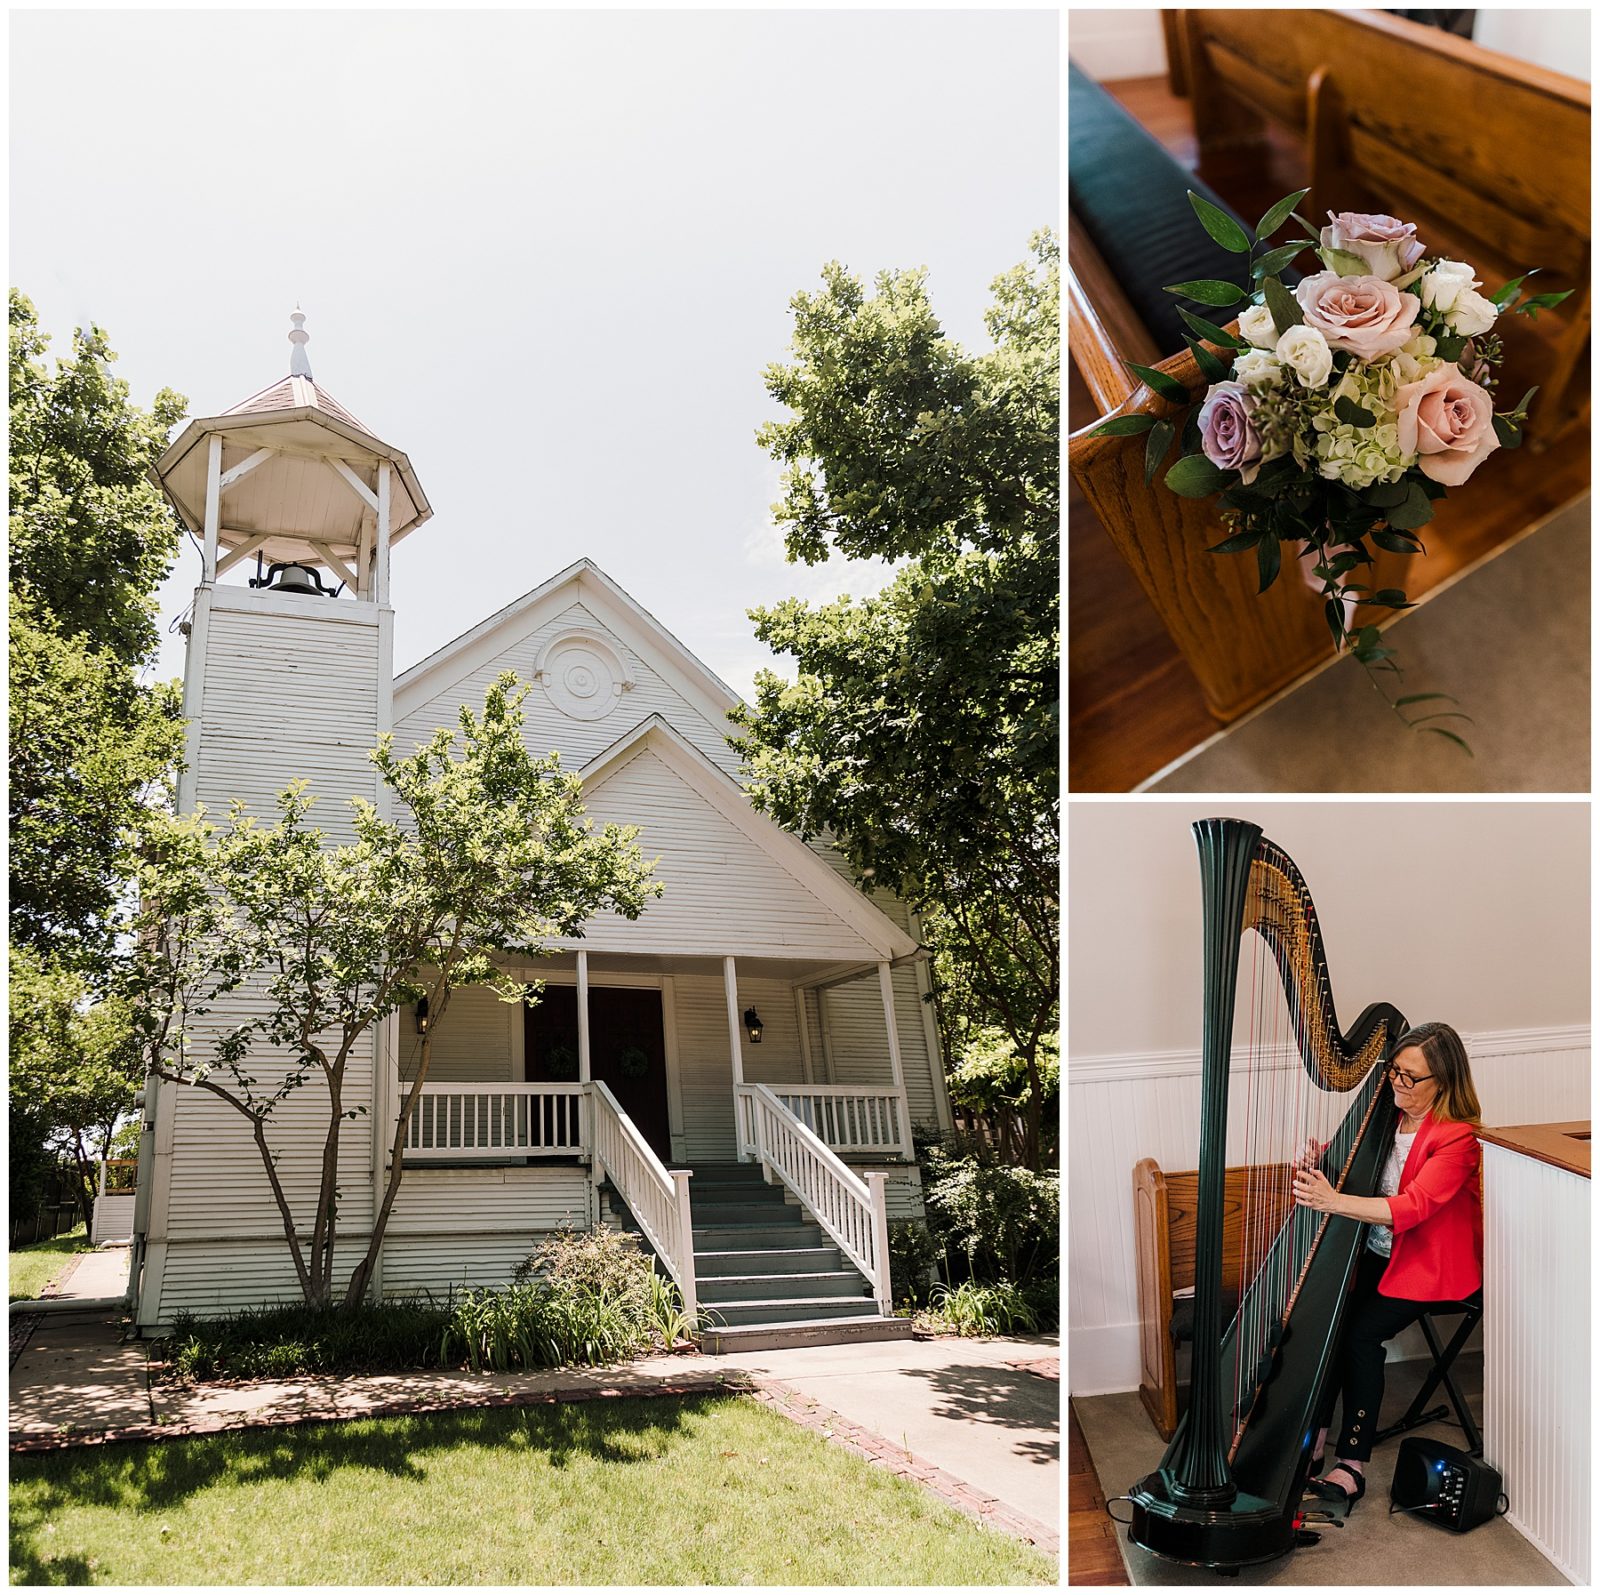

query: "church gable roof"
left=572, top=717, right=919, bottom=964
left=393, top=560, right=744, bottom=772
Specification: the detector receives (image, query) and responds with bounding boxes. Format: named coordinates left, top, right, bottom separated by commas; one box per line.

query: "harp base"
left=1127, top=1468, right=1293, bottom=1572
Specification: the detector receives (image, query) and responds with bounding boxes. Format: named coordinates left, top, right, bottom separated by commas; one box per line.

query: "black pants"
left=1317, top=1247, right=1480, bottom=1462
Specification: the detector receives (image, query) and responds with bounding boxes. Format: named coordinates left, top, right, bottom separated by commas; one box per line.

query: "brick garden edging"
left=749, top=1376, right=1059, bottom=1556
left=9, top=1371, right=753, bottom=1456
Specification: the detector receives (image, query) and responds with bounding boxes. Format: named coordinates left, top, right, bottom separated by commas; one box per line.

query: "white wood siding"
left=196, top=600, right=383, bottom=832
left=1067, top=1028, right=1591, bottom=1395
left=142, top=1238, right=362, bottom=1324
left=672, top=975, right=741, bottom=1163
left=577, top=747, right=880, bottom=959
left=1482, top=1142, right=1590, bottom=1585
left=819, top=967, right=940, bottom=1130
left=397, top=984, right=518, bottom=1083
left=395, top=600, right=740, bottom=778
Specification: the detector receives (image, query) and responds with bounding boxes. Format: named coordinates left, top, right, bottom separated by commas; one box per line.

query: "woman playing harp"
left=1292, top=1021, right=1484, bottom=1510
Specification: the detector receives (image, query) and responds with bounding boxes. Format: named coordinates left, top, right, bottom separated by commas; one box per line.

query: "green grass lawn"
left=9, top=1395, right=1054, bottom=1585
left=9, top=1226, right=92, bottom=1304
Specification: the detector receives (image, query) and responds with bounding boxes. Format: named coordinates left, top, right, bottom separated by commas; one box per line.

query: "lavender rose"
left=1198, top=381, right=1263, bottom=484
left=1321, top=211, right=1426, bottom=282
left=1394, top=366, right=1500, bottom=485
left=1295, top=271, right=1420, bottom=361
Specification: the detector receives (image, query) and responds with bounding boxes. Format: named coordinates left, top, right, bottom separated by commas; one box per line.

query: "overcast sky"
left=10, top=8, right=1058, bottom=698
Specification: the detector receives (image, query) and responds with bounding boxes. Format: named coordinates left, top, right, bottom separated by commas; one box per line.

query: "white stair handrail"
left=745, top=1083, right=892, bottom=1314
left=589, top=1080, right=697, bottom=1319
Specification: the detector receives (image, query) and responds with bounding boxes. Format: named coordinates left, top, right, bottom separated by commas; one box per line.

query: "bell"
left=269, top=563, right=324, bottom=596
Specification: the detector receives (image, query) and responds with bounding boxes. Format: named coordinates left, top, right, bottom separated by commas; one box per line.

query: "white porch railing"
left=401, top=1083, right=587, bottom=1159
left=741, top=1083, right=892, bottom=1314
left=590, top=1081, right=697, bottom=1318
left=735, top=1084, right=911, bottom=1160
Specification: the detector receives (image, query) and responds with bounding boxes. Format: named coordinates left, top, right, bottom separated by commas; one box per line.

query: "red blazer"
left=1380, top=1114, right=1483, bottom=1303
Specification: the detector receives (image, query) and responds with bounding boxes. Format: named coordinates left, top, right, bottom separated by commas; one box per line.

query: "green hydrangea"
left=1305, top=359, right=1417, bottom=488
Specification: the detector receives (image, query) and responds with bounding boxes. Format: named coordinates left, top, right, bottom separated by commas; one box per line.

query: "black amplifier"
left=1389, top=1437, right=1505, bottom=1533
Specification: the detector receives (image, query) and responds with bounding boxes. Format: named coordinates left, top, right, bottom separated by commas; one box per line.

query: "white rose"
left=1275, top=323, right=1333, bottom=388
left=1231, top=348, right=1283, bottom=388
left=1419, top=259, right=1479, bottom=314
left=1448, top=289, right=1498, bottom=338
left=1238, top=301, right=1278, bottom=349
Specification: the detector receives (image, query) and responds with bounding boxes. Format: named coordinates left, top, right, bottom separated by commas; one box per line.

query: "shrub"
left=920, top=1279, right=1040, bottom=1338
left=156, top=1298, right=451, bottom=1382
left=443, top=1225, right=694, bottom=1373
left=888, top=1218, right=942, bottom=1308
left=922, top=1148, right=1058, bottom=1289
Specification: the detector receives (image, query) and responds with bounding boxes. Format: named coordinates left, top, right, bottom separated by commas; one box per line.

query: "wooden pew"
left=1134, top=1156, right=1294, bottom=1441
left=1179, top=8, right=1590, bottom=434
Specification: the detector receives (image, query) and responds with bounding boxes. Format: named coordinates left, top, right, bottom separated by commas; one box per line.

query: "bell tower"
left=153, top=313, right=431, bottom=825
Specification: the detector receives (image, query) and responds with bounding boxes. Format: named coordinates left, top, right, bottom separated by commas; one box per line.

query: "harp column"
left=1163, top=816, right=1263, bottom=1509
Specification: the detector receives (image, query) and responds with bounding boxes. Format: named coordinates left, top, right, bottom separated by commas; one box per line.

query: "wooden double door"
left=524, top=985, right=672, bottom=1163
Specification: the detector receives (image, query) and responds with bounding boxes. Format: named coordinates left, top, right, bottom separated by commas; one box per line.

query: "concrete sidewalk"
left=716, top=1333, right=1060, bottom=1532
left=10, top=1315, right=1058, bottom=1550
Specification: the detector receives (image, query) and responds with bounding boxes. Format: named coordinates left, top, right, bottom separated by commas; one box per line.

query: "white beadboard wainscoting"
left=1482, top=1140, right=1589, bottom=1585
left=1068, top=1025, right=1590, bottom=1397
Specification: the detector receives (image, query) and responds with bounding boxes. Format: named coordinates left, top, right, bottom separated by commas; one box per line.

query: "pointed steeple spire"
left=288, top=308, right=313, bottom=379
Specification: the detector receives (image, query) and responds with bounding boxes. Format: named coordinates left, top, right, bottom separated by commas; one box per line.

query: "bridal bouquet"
left=1092, top=186, right=1570, bottom=750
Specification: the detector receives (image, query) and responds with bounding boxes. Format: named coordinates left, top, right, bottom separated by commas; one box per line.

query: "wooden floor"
left=1069, top=1399, right=1131, bottom=1586
left=1068, top=75, right=1591, bottom=791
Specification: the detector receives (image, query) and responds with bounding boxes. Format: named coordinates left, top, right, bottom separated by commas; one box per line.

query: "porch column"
left=877, top=962, right=905, bottom=1090
left=723, top=956, right=744, bottom=1085
left=201, top=433, right=222, bottom=585
left=576, top=949, right=592, bottom=1082
left=375, top=459, right=392, bottom=606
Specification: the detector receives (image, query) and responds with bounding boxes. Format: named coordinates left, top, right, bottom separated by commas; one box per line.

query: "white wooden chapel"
left=132, top=315, right=952, bottom=1348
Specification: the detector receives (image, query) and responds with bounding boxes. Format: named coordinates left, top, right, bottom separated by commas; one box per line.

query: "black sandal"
left=1309, top=1463, right=1367, bottom=1509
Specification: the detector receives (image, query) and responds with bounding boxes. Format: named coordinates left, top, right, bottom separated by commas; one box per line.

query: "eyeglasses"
left=1387, top=1064, right=1434, bottom=1089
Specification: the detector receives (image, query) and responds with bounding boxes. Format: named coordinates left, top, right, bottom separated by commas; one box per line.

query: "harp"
left=1127, top=818, right=1408, bottom=1571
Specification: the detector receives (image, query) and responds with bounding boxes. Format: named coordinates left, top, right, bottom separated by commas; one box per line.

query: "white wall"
left=1069, top=802, right=1590, bottom=1057
left=1067, top=801, right=1591, bottom=1396
left=1067, top=8, right=1165, bottom=81
left=1475, top=8, right=1591, bottom=82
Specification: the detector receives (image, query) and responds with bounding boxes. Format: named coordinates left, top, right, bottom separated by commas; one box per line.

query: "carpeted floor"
left=1073, top=1353, right=1568, bottom=1585
left=1147, top=498, right=1589, bottom=792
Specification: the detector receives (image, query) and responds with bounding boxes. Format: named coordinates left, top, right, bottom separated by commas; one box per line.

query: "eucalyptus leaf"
left=1165, top=279, right=1247, bottom=307
left=1513, top=387, right=1539, bottom=416
left=1252, top=241, right=1316, bottom=280
left=1255, top=188, right=1312, bottom=242
left=1423, top=727, right=1474, bottom=756
left=1206, top=528, right=1263, bottom=554
left=1263, top=275, right=1303, bottom=338
left=1324, top=598, right=1346, bottom=650
left=1176, top=308, right=1250, bottom=350
left=1167, top=454, right=1232, bottom=498
left=1370, top=527, right=1424, bottom=555
left=1256, top=532, right=1281, bottom=593
left=1144, top=419, right=1176, bottom=487
left=1492, top=414, right=1523, bottom=449
left=1187, top=190, right=1253, bottom=254
left=1125, top=361, right=1191, bottom=406
left=1362, top=482, right=1410, bottom=509
left=1393, top=693, right=1457, bottom=708
left=1433, top=332, right=1466, bottom=362
left=1184, top=336, right=1229, bottom=384
left=1333, top=396, right=1376, bottom=427
left=1089, top=413, right=1159, bottom=437
left=1489, top=271, right=1533, bottom=308
left=1386, top=483, right=1435, bottom=531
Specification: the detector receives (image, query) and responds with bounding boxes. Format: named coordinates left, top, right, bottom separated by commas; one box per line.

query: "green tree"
left=732, top=234, right=1058, bottom=1167
left=125, top=676, right=661, bottom=1309
left=9, top=290, right=187, bottom=665
left=8, top=947, right=142, bottom=1226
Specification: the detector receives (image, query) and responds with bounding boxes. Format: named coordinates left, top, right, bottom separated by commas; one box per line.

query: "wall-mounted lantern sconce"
left=415, top=996, right=430, bottom=1036
left=743, top=1006, right=763, bottom=1044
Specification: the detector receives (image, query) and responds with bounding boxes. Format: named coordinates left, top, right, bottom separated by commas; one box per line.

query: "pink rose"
left=1321, top=211, right=1427, bottom=282
left=1295, top=272, right=1420, bottom=360
left=1394, top=366, right=1500, bottom=485
left=1198, top=381, right=1262, bottom=484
